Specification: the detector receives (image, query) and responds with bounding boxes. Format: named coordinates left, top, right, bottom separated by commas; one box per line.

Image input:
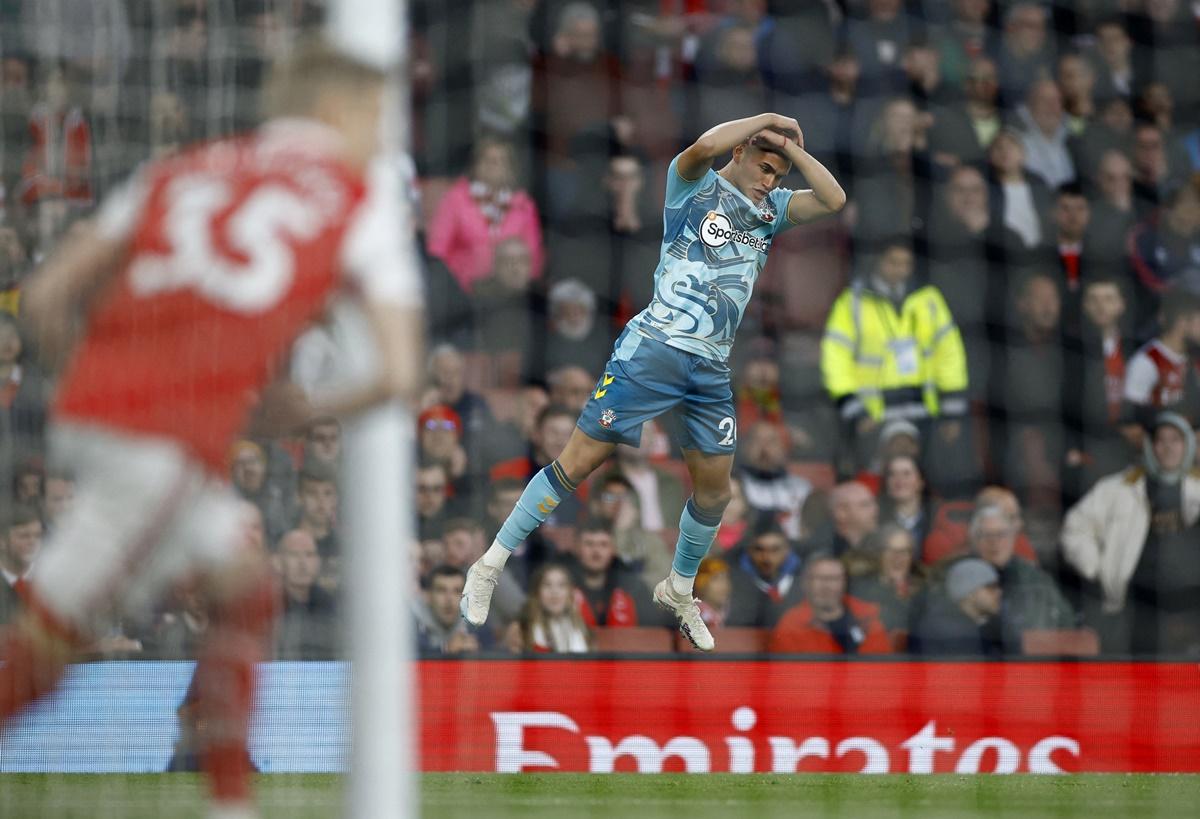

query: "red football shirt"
left=55, top=119, right=421, bottom=472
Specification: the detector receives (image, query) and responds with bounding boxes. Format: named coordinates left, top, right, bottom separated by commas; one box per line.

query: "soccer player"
left=461, top=113, right=846, bottom=650
left=0, top=41, right=422, bottom=819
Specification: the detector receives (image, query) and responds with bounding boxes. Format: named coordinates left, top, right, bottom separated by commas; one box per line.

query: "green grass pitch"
left=1, top=773, right=1198, bottom=818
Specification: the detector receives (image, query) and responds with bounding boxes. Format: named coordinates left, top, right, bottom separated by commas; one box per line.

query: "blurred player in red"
left=0, top=40, right=422, bottom=819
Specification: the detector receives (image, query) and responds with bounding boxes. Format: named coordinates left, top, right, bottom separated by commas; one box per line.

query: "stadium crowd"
left=0, top=0, right=1199, bottom=659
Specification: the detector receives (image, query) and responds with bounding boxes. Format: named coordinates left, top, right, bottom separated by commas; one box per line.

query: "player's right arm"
left=675, top=113, right=800, bottom=181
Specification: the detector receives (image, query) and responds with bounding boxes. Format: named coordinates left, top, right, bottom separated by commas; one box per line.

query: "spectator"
left=809, top=481, right=881, bottom=558
left=910, top=557, right=1015, bottom=656
left=569, top=521, right=659, bottom=628
left=1015, top=78, right=1076, bottom=188
left=1049, top=182, right=1098, bottom=329
left=1128, top=174, right=1200, bottom=301
left=0, top=503, right=40, bottom=625
left=694, top=557, right=733, bottom=628
left=609, top=426, right=686, bottom=533
left=715, top=476, right=753, bottom=553
left=546, top=364, right=595, bottom=413
left=938, top=55, right=1003, bottom=166
left=417, top=403, right=470, bottom=500
left=853, top=419, right=921, bottom=496
left=1056, top=52, right=1096, bottom=135
left=296, top=461, right=340, bottom=570
left=845, top=0, right=916, bottom=98
left=726, top=517, right=804, bottom=628
left=229, top=440, right=290, bottom=545
left=0, top=312, right=49, bottom=470
left=993, top=271, right=1067, bottom=511
left=1061, top=412, right=1200, bottom=654
left=935, top=0, right=1000, bottom=91
left=416, top=462, right=453, bottom=541
left=693, top=24, right=768, bottom=141
left=969, top=504, right=1076, bottom=631
left=472, top=237, right=541, bottom=376
left=303, top=417, right=341, bottom=468
left=877, top=454, right=931, bottom=558
left=852, top=98, right=932, bottom=244
left=587, top=472, right=671, bottom=586
left=443, top=517, right=525, bottom=626
left=1090, top=17, right=1133, bottom=103
left=0, top=224, right=28, bottom=314
left=822, top=239, right=968, bottom=472
left=996, top=2, right=1054, bottom=106
left=1062, top=276, right=1135, bottom=502
left=426, top=135, right=544, bottom=294
left=1082, top=149, right=1136, bottom=266
left=736, top=421, right=812, bottom=540
left=543, top=278, right=610, bottom=375
left=18, top=61, right=92, bottom=207
left=415, top=565, right=488, bottom=654
left=490, top=404, right=583, bottom=525
left=1131, top=122, right=1173, bottom=215
left=41, top=469, right=73, bottom=530
left=487, top=383, right=550, bottom=465
left=1129, top=0, right=1200, bottom=129
left=148, top=582, right=209, bottom=660
left=987, top=128, right=1053, bottom=251
left=517, top=563, right=592, bottom=653
left=768, top=554, right=892, bottom=654
left=923, top=485, right=1041, bottom=566
left=426, top=343, right=498, bottom=457
left=273, top=530, right=338, bottom=660
left=470, top=0, right=537, bottom=137
left=1122, top=290, right=1200, bottom=431
left=847, top=524, right=925, bottom=633
left=736, top=351, right=782, bottom=427
left=1069, top=98, right=1134, bottom=191
left=789, top=48, right=872, bottom=183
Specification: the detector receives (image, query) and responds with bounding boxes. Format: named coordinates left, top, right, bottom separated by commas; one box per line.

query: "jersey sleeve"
left=770, top=186, right=797, bottom=236
left=93, top=168, right=151, bottom=242
left=1122, top=352, right=1156, bottom=404
left=665, top=154, right=713, bottom=209
left=339, top=154, right=424, bottom=308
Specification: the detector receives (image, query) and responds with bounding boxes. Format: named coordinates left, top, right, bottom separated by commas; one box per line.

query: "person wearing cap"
left=969, top=503, right=1075, bottom=633
left=910, top=557, right=1016, bottom=656
left=852, top=419, right=920, bottom=495
left=418, top=403, right=469, bottom=501
left=1060, top=412, right=1200, bottom=653
left=821, top=238, right=969, bottom=477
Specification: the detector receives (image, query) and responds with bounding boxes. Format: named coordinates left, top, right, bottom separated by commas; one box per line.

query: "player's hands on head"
left=767, top=115, right=804, bottom=149
left=750, top=129, right=789, bottom=151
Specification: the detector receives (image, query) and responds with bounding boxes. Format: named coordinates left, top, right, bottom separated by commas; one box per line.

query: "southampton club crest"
left=599, top=408, right=617, bottom=429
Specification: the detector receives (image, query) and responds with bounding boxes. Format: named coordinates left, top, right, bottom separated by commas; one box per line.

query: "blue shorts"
left=577, top=328, right=737, bottom=455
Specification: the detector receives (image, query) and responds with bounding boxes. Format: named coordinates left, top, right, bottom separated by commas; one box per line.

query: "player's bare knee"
left=693, top=483, right=732, bottom=515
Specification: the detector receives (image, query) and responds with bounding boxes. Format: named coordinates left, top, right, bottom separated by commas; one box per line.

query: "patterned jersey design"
left=628, top=157, right=794, bottom=361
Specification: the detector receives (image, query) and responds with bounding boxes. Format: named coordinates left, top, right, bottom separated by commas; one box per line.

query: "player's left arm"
left=21, top=219, right=128, bottom=371
left=775, top=135, right=847, bottom=225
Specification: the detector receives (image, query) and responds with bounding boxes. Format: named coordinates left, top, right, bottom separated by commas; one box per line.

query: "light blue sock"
left=496, top=461, right=578, bottom=551
left=671, top=497, right=723, bottom=578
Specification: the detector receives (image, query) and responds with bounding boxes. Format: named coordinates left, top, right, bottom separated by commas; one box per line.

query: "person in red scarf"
left=726, top=515, right=804, bottom=627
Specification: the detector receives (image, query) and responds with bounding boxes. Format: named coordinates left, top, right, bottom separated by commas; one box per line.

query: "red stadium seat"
left=1021, top=629, right=1101, bottom=657
left=675, top=627, right=768, bottom=654
left=594, top=627, right=675, bottom=654
left=789, top=461, right=836, bottom=492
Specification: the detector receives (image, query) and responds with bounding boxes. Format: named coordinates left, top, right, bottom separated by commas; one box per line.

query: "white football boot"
left=653, top=578, right=715, bottom=652
left=460, top=559, right=502, bottom=626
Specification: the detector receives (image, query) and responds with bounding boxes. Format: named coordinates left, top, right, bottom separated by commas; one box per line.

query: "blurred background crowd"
left=0, top=0, right=1199, bottom=660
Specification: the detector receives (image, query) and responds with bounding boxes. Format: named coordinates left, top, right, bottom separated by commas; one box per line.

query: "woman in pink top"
left=426, top=136, right=545, bottom=293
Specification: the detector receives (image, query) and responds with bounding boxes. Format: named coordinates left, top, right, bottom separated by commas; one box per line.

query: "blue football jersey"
left=627, top=154, right=797, bottom=362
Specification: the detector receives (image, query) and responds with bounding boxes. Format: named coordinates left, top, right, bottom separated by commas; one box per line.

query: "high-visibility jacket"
left=821, top=280, right=968, bottom=423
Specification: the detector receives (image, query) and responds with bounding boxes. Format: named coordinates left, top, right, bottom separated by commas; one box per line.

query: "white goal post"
left=329, top=1, right=415, bottom=818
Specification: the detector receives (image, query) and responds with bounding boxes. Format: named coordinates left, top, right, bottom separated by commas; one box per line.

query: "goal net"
left=0, top=1, right=411, bottom=817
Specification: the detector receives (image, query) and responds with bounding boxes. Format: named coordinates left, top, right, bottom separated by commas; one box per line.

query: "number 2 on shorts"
left=718, top=416, right=737, bottom=446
